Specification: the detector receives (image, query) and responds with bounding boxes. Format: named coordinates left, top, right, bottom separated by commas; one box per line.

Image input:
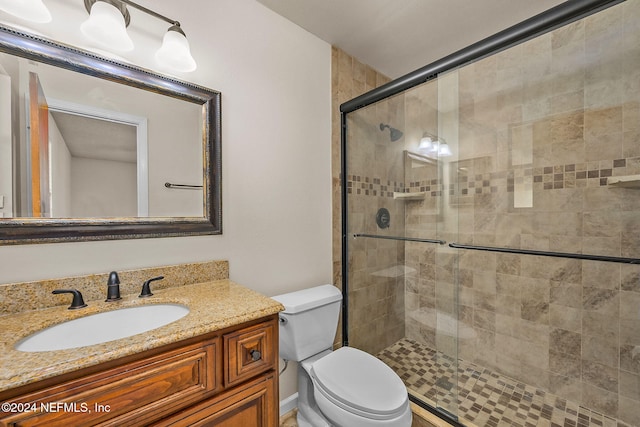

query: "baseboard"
left=280, top=392, right=298, bottom=416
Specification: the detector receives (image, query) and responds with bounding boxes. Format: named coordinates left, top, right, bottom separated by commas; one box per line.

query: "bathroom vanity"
left=0, top=273, right=283, bottom=427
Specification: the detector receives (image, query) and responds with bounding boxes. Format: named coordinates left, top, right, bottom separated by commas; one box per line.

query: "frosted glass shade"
left=418, top=136, right=434, bottom=153
left=439, top=142, right=452, bottom=157
left=155, top=27, right=197, bottom=72
left=0, top=0, right=52, bottom=23
left=80, top=1, right=133, bottom=52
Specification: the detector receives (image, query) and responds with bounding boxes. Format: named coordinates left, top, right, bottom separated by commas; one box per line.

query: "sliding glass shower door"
left=344, top=75, right=461, bottom=419
left=342, top=1, right=640, bottom=426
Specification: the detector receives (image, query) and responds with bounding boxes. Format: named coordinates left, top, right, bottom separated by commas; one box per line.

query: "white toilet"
left=272, top=285, right=412, bottom=427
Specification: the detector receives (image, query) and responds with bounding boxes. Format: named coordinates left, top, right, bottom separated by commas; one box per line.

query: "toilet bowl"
left=272, top=285, right=412, bottom=427
left=308, top=347, right=412, bottom=426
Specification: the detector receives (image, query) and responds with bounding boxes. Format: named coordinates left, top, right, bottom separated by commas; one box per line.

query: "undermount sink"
left=15, top=304, right=189, bottom=352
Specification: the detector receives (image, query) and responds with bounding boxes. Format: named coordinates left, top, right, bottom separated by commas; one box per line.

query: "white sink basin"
left=16, top=304, right=189, bottom=352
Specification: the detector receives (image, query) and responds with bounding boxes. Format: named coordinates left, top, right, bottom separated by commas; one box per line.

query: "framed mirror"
left=0, top=25, right=221, bottom=244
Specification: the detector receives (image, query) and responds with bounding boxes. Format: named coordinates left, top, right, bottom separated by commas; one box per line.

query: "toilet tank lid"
left=272, top=285, right=342, bottom=314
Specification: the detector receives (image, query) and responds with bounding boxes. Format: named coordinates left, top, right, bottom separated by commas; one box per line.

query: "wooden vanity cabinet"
left=0, top=315, right=279, bottom=427
left=152, top=373, right=277, bottom=427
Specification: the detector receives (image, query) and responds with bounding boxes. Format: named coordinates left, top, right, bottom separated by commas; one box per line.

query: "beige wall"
left=70, top=157, right=137, bottom=217
left=48, top=114, right=72, bottom=216
left=0, top=0, right=332, bottom=404
left=0, top=72, right=13, bottom=217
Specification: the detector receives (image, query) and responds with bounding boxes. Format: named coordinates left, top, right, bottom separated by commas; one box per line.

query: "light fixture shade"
left=155, top=26, right=197, bottom=72
left=80, top=1, right=133, bottom=52
left=418, top=136, right=433, bottom=152
left=0, top=0, right=52, bottom=23
left=438, top=142, right=452, bottom=157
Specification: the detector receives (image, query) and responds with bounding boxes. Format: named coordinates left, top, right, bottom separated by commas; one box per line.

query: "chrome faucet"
left=105, top=271, right=122, bottom=302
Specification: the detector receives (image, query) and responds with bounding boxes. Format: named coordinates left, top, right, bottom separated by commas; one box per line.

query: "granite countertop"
left=0, top=280, right=284, bottom=393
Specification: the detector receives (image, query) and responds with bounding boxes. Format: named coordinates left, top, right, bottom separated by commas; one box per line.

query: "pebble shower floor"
left=377, top=339, right=633, bottom=427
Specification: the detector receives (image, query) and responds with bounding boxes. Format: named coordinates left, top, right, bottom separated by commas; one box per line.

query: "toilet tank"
left=272, top=285, right=342, bottom=362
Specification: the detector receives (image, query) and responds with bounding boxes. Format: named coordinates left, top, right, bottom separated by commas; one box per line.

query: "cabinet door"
left=224, top=320, right=276, bottom=387
left=153, top=373, right=278, bottom=427
left=1, top=339, right=220, bottom=427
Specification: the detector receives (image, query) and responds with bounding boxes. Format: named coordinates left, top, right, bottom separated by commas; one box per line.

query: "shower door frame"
left=339, top=0, right=627, bottom=424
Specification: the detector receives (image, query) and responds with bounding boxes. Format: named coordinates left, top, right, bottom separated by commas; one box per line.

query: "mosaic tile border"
left=377, top=338, right=633, bottom=427
left=347, top=157, right=640, bottom=198
left=346, top=175, right=406, bottom=197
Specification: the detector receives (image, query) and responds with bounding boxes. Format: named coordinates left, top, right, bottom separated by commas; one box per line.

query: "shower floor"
left=377, top=338, right=632, bottom=427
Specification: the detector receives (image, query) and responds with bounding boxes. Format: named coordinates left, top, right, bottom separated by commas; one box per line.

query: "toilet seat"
left=310, top=347, right=409, bottom=420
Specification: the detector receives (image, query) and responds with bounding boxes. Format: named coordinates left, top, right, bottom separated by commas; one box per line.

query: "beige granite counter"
left=0, top=260, right=231, bottom=315
left=0, top=279, right=284, bottom=393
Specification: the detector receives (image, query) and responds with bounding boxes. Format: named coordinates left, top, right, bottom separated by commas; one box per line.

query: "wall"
left=0, top=0, right=332, bottom=404
left=48, top=114, right=71, bottom=216
left=0, top=72, right=11, bottom=217
left=70, top=157, right=137, bottom=217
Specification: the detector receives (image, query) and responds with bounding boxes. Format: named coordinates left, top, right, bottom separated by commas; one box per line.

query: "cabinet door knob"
left=249, top=349, right=262, bottom=361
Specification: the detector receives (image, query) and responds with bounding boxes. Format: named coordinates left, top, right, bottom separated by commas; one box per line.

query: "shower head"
left=379, top=123, right=403, bottom=142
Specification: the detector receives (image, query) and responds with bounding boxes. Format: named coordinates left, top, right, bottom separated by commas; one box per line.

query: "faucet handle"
left=139, top=276, right=164, bottom=298
left=53, top=289, right=87, bottom=310
left=106, top=271, right=122, bottom=302
left=108, top=271, right=120, bottom=286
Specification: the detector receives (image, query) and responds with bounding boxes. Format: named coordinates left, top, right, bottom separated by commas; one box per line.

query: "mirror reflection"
left=0, top=51, right=204, bottom=219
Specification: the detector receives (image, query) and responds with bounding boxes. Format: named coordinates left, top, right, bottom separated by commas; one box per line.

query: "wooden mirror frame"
left=0, top=25, right=222, bottom=245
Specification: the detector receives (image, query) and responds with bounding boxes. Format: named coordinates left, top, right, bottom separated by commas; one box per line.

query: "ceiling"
left=257, top=0, right=567, bottom=79
left=50, top=111, right=137, bottom=163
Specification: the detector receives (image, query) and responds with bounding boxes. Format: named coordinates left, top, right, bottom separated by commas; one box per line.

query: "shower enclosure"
left=340, top=0, right=640, bottom=426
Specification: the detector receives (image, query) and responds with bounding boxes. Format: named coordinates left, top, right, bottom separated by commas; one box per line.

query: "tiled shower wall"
left=401, top=1, right=640, bottom=425
left=344, top=88, right=409, bottom=355
left=331, top=47, right=407, bottom=352
left=332, top=47, right=390, bottom=288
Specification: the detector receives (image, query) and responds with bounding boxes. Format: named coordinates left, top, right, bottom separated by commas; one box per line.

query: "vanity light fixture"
left=418, top=132, right=452, bottom=158
left=0, top=0, right=52, bottom=23
left=81, top=0, right=197, bottom=72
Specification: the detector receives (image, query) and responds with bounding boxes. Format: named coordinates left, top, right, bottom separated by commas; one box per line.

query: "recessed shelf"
left=607, top=175, right=640, bottom=189
left=393, top=192, right=426, bottom=200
